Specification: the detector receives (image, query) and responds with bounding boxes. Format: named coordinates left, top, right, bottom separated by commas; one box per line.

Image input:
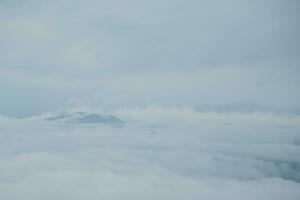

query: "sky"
left=0, top=0, right=299, bottom=117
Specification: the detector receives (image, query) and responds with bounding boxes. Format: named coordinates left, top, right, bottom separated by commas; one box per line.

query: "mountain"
left=46, top=111, right=124, bottom=126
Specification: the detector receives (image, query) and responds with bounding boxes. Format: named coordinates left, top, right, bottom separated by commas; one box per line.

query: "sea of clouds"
left=0, top=106, right=300, bottom=200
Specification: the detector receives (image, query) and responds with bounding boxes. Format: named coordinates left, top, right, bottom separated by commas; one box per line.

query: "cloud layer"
left=1, top=1, right=299, bottom=199
left=0, top=106, right=300, bottom=199
left=0, top=0, right=299, bottom=116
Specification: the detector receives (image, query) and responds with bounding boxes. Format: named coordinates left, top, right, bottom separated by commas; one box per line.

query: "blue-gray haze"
left=0, top=0, right=299, bottom=117
left=0, top=1, right=300, bottom=200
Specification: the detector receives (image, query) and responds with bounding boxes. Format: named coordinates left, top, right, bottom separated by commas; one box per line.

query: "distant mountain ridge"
left=46, top=111, right=124, bottom=126
left=196, top=103, right=300, bottom=114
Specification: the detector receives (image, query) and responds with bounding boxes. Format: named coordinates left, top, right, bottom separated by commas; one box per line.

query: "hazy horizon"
left=1, top=0, right=299, bottom=117
left=1, top=0, right=299, bottom=199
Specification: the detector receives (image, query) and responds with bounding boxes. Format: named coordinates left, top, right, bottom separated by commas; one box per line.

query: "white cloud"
left=0, top=1, right=299, bottom=197
left=0, top=107, right=299, bottom=199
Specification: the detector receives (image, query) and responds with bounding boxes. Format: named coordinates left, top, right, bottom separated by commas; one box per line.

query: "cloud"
left=1, top=64, right=299, bottom=117
left=0, top=106, right=300, bottom=199
left=0, top=0, right=299, bottom=116
left=1, top=1, right=299, bottom=199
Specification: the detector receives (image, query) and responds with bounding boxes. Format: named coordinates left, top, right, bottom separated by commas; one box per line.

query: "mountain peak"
left=46, top=111, right=124, bottom=126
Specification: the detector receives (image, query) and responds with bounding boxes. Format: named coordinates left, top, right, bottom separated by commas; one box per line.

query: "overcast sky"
left=1, top=0, right=299, bottom=117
